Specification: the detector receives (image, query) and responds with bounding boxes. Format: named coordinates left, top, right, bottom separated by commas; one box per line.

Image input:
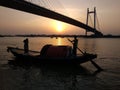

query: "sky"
left=0, top=0, right=120, bottom=35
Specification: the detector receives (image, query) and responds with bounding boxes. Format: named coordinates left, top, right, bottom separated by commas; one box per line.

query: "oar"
left=90, top=60, right=103, bottom=71
left=78, top=49, right=102, bottom=70
left=77, top=46, right=102, bottom=70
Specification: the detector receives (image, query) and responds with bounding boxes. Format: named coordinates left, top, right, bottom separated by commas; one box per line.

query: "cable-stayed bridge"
left=0, top=0, right=103, bottom=36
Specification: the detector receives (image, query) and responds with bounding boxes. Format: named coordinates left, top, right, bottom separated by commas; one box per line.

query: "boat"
left=7, top=44, right=97, bottom=65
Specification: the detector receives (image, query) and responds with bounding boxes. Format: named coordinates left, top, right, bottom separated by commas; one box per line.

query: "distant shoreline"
left=0, top=34, right=120, bottom=38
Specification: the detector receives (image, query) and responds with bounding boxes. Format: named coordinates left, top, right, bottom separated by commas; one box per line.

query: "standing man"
left=23, top=38, right=29, bottom=53
left=72, top=36, right=78, bottom=56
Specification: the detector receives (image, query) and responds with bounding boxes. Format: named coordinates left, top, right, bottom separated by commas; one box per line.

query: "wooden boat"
left=7, top=44, right=97, bottom=65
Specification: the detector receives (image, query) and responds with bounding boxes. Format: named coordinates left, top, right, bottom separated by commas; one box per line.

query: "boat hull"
left=7, top=47, right=97, bottom=65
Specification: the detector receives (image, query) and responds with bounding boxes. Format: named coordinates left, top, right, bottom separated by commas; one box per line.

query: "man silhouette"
left=23, top=38, right=29, bottom=53
left=72, top=36, right=78, bottom=56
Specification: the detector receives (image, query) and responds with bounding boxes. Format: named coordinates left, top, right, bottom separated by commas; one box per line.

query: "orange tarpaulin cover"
left=46, top=46, right=71, bottom=57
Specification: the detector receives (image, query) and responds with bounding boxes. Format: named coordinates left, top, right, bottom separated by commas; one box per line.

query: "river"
left=0, top=37, right=120, bottom=90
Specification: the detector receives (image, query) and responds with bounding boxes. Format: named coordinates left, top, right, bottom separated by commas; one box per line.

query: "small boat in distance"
left=7, top=44, right=97, bottom=65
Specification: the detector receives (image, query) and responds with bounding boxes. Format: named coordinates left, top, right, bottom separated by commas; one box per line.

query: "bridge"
left=0, top=0, right=103, bottom=36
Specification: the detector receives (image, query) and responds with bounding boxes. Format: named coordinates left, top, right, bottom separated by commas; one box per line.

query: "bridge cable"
left=96, top=15, right=101, bottom=31
left=47, top=0, right=56, bottom=11
left=89, top=15, right=94, bottom=28
left=38, top=0, right=43, bottom=7
left=52, top=0, right=69, bottom=16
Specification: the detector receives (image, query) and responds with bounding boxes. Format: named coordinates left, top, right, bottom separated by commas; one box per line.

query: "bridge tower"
left=86, top=7, right=96, bottom=36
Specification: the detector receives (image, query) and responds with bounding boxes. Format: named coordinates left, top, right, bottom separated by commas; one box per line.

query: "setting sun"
left=56, top=21, right=63, bottom=32
left=51, top=20, right=66, bottom=33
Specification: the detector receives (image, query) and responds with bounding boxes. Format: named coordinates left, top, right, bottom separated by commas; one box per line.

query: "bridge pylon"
left=86, top=7, right=96, bottom=36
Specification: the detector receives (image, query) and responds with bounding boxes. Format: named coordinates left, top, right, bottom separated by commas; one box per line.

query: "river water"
left=0, top=37, right=120, bottom=90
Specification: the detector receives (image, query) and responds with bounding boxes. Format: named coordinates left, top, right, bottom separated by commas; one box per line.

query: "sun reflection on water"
left=57, top=38, right=62, bottom=45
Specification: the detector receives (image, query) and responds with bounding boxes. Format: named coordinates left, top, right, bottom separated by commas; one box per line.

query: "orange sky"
left=0, top=0, right=120, bottom=35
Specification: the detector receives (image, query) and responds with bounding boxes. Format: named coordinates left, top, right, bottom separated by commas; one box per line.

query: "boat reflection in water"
left=8, top=56, right=93, bottom=90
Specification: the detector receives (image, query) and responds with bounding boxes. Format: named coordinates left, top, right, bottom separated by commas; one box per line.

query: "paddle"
left=90, top=60, right=103, bottom=71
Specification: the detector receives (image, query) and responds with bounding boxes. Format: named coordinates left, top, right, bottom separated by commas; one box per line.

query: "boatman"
left=23, top=38, right=29, bottom=53
left=72, top=36, right=78, bottom=56
left=67, top=36, right=78, bottom=56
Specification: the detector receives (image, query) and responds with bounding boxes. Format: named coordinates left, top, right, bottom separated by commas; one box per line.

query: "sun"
left=56, top=21, right=63, bottom=32
left=55, top=21, right=65, bottom=32
left=51, top=20, right=66, bottom=33
left=57, top=24, right=62, bottom=32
